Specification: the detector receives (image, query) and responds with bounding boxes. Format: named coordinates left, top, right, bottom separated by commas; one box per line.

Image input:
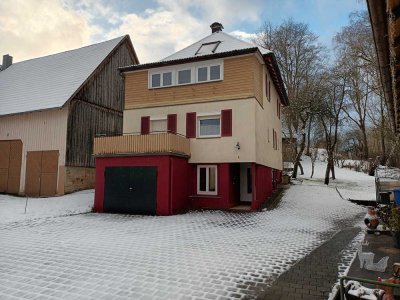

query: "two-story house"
left=93, top=23, right=288, bottom=215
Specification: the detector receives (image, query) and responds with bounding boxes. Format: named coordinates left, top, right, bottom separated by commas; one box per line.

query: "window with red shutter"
left=221, top=109, right=232, bottom=137
left=186, top=112, right=196, bottom=138
left=141, top=116, right=150, bottom=135
left=167, top=114, right=177, bottom=133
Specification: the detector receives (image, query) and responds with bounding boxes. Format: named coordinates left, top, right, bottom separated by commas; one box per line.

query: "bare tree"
left=334, top=11, right=386, bottom=160
left=255, top=19, right=326, bottom=178
left=318, top=68, right=348, bottom=185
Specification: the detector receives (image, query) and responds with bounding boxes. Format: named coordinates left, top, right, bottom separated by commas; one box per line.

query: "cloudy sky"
left=0, top=0, right=366, bottom=64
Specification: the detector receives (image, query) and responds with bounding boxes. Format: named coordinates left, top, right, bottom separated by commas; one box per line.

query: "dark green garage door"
left=104, top=166, right=157, bottom=215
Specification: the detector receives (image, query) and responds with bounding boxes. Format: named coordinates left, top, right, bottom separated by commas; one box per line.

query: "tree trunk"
left=330, top=156, right=336, bottom=180
left=306, top=115, right=313, bottom=156
left=311, top=163, right=315, bottom=178
left=292, top=123, right=307, bottom=179
left=361, top=124, right=369, bottom=160
left=299, top=162, right=304, bottom=175
left=324, top=160, right=331, bottom=185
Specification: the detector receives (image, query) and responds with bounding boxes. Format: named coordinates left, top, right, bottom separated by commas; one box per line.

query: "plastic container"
left=393, top=188, right=400, bottom=207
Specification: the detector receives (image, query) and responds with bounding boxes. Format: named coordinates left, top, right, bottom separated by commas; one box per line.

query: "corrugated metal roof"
left=0, top=36, right=125, bottom=116
left=161, top=31, right=270, bottom=61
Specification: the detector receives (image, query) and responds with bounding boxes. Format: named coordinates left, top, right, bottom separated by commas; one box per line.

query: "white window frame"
left=148, top=59, right=223, bottom=89
left=197, top=165, right=218, bottom=195
left=149, top=70, right=175, bottom=88
left=197, top=114, right=221, bottom=138
left=150, top=117, right=167, bottom=133
left=195, top=63, right=223, bottom=83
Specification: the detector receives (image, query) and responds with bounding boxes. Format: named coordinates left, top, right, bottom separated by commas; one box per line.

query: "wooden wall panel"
left=124, top=55, right=260, bottom=109
left=7, top=140, right=22, bottom=194
left=66, top=40, right=134, bottom=168
left=25, top=151, right=42, bottom=197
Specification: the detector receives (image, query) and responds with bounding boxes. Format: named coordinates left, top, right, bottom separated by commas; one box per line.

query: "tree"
left=318, top=68, right=348, bottom=185
left=334, top=11, right=386, bottom=160
left=255, top=19, right=326, bottom=178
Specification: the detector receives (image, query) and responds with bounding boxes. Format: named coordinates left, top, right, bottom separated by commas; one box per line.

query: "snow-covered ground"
left=298, top=155, right=376, bottom=201
left=0, top=157, right=370, bottom=300
left=0, top=190, right=93, bottom=224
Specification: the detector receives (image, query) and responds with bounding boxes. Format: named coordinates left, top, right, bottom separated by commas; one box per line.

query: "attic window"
left=195, top=41, right=221, bottom=56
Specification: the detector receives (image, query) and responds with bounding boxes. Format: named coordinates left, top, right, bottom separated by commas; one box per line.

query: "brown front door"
left=0, top=140, right=22, bottom=194
left=25, top=150, right=59, bottom=197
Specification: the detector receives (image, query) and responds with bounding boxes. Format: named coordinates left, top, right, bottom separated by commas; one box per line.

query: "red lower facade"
left=94, top=155, right=282, bottom=216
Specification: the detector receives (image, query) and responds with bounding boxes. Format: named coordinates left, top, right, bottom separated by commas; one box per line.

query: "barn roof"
left=0, top=36, right=131, bottom=116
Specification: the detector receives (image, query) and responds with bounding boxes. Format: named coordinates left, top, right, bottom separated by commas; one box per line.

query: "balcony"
left=93, top=132, right=190, bottom=157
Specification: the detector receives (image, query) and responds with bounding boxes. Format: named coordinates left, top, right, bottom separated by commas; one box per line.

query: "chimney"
left=210, top=22, right=224, bottom=33
left=1, top=54, right=13, bottom=71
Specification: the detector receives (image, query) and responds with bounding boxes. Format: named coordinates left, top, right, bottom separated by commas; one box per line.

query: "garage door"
left=104, top=167, right=157, bottom=215
left=25, top=150, right=59, bottom=197
left=0, top=140, right=22, bottom=194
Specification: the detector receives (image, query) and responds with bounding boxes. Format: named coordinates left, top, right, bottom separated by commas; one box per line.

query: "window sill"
left=197, top=135, right=221, bottom=139
left=189, top=195, right=221, bottom=198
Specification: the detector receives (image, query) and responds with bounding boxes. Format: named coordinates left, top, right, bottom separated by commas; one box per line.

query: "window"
left=210, top=65, right=220, bottom=80
left=150, top=72, right=173, bottom=88
left=150, top=118, right=167, bottom=133
left=178, top=69, right=191, bottom=84
left=163, top=72, right=172, bottom=86
left=197, top=67, right=208, bottom=82
left=151, top=74, right=161, bottom=88
left=198, top=115, right=221, bottom=138
left=196, top=65, right=222, bottom=83
left=195, top=41, right=221, bottom=56
left=197, top=165, right=217, bottom=195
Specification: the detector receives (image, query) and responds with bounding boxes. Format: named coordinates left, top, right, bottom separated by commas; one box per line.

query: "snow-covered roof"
left=161, top=31, right=270, bottom=61
left=0, top=36, right=125, bottom=116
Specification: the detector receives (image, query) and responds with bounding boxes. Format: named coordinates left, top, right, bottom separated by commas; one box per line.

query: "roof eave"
left=119, top=48, right=259, bottom=73
left=263, top=52, right=289, bottom=106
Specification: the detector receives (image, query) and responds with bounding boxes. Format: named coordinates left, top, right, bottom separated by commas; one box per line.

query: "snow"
left=0, top=190, right=93, bottom=224
left=0, top=156, right=374, bottom=299
left=298, top=155, right=376, bottom=201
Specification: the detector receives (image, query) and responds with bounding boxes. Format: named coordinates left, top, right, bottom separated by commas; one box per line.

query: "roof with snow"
left=161, top=31, right=270, bottom=61
left=0, top=36, right=132, bottom=116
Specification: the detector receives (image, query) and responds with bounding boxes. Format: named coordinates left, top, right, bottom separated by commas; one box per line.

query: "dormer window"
left=195, top=41, right=221, bottom=56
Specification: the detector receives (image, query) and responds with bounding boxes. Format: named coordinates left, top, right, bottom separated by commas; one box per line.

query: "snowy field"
left=0, top=190, right=93, bottom=224
left=0, top=158, right=371, bottom=300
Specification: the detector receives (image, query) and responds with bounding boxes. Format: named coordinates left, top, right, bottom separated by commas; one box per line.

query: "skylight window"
left=195, top=41, right=221, bottom=56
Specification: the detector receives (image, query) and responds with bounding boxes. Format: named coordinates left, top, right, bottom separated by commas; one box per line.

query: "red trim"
left=221, top=109, right=232, bottom=137
left=167, top=114, right=177, bottom=133
left=186, top=112, right=196, bottom=138
left=141, top=116, right=150, bottom=134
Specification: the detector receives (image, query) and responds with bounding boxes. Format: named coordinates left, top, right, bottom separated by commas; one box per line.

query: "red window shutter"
left=167, top=114, right=177, bottom=133
left=186, top=112, right=196, bottom=138
left=221, top=109, right=232, bottom=137
left=141, top=116, right=150, bottom=135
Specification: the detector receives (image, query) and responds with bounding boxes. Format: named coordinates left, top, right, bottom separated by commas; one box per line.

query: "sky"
left=0, top=0, right=367, bottom=64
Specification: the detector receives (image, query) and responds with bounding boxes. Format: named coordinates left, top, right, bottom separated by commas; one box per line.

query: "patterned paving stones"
left=0, top=185, right=365, bottom=299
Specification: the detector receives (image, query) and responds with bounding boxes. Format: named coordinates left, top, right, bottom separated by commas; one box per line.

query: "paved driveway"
left=0, top=185, right=364, bottom=300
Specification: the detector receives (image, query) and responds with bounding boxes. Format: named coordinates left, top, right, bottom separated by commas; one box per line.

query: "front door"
left=104, top=166, right=157, bottom=215
left=240, top=163, right=252, bottom=202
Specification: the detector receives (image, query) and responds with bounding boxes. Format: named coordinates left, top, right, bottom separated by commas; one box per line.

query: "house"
left=93, top=23, right=289, bottom=215
left=0, top=36, right=138, bottom=196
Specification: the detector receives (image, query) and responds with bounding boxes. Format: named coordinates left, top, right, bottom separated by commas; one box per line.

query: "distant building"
left=0, top=36, right=138, bottom=196
left=93, top=23, right=289, bottom=215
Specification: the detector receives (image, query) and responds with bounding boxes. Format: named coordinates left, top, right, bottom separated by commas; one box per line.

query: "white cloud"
left=0, top=0, right=99, bottom=63
left=0, top=0, right=264, bottom=64
left=229, top=30, right=257, bottom=44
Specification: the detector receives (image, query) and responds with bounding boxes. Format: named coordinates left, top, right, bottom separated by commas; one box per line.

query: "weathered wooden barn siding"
left=66, top=39, right=136, bottom=167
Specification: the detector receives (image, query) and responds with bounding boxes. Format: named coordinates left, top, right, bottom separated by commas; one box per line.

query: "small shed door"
left=104, top=166, right=157, bottom=215
left=25, top=150, right=59, bottom=197
left=0, top=140, right=22, bottom=194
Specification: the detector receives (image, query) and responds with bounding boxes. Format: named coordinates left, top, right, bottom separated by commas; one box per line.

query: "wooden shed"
left=0, top=36, right=138, bottom=196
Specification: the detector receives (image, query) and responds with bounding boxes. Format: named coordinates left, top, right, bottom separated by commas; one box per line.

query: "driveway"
left=0, top=184, right=364, bottom=300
